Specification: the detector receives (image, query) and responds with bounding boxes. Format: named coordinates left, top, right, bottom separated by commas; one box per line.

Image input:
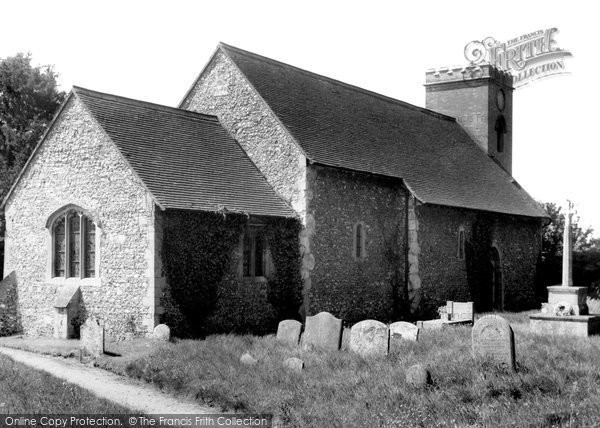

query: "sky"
left=1, top=0, right=598, bottom=233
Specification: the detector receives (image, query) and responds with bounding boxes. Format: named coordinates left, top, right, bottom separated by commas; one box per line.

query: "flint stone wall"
left=181, top=49, right=307, bottom=218
left=416, top=204, right=542, bottom=317
left=3, top=97, right=158, bottom=339
left=306, top=165, right=407, bottom=324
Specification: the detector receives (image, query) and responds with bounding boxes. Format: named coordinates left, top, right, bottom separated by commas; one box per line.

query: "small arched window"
left=495, top=115, right=507, bottom=153
left=243, top=228, right=268, bottom=278
left=51, top=209, right=96, bottom=278
left=457, top=227, right=466, bottom=261
left=354, top=222, right=366, bottom=261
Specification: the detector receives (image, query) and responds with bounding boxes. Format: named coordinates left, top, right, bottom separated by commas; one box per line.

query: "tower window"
left=495, top=115, right=507, bottom=153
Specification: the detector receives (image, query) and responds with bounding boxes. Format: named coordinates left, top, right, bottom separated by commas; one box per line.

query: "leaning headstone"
left=283, top=357, right=304, bottom=373
left=406, top=364, right=432, bottom=387
left=472, top=315, right=516, bottom=370
left=80, top=318, right=104, bottom=357
left=276, top=320, right=302, bottom=347
left=240, top=352, right=257, bottom=366
left=302, top=312, right=343, bottom=351
left=349, top=320, right=389, bottom=357
left=153, top=324, right=170, bottom=341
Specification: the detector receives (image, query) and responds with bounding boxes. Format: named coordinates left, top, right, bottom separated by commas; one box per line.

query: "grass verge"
left=96, top=312, right=600, bottom=427
left=0, top=354, right=131, bottom=414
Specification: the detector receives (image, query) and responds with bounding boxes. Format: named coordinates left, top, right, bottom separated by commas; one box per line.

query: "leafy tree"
left=540, top=201, right=594, bottom=261
left=0, top=53, right=65, bottom=279
left=0, top=53, right=66, bottom=200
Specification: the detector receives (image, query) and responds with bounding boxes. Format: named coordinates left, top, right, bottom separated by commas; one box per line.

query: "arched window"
left=243, top=228, right=268, bottom=278
left=457, top=227, right=466, bottom=261
left=354, top=222, right=366, bottom=261
left=495, top=115, right=507, bottom=153
left=51, top=209, right=96, bottom=278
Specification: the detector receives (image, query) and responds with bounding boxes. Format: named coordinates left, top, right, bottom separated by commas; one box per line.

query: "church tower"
left=425, top=65, right=514, bottom=175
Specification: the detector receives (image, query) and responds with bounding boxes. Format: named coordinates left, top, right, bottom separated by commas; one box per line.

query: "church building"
left=0, top=43, right=548, bottom=339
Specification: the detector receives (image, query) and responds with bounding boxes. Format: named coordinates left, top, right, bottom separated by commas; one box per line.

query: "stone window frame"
left=241, top=222, right=272, bottom=282
left=46, top=204, right=101, bottom=286
left=457, top=226, right=466, bottom=261
left=353, top=221, right=367, bottom=261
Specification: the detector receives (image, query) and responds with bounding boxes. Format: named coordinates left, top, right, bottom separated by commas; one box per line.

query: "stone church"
left=0, top=43, right=548, bottom=339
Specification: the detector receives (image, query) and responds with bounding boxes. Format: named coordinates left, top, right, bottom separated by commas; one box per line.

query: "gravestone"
left=389, top=322, right=419, bottom=353
left=240, top=352, right=257, bottom=366
left=153, top=324, right=170, bottom=341
left=302, top=312, right=343, bottom=352
left=390, top=321, right=419, bottom=341
left=276, top=320, right=302, bottom=347
left=405, top=364, right=432, bottom=387
left=80, top=318, right=104, bottom=356
left=349, top=320, right=389, bottom=357
left=283, top=357, right=304, bottom=373
left=472, top=315, right=515, bottom=370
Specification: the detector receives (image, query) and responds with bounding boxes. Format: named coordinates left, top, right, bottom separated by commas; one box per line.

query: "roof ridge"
left=218, top=42, right=456, bottom=122
left=72, top=86, right=221, bottom=123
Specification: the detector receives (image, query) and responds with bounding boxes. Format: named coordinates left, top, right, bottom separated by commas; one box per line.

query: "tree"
left=0, top=53, right=66, bottom=200
left=540, top=201, right=594, bottom=261
left=0, top=53, right=65, bottom=279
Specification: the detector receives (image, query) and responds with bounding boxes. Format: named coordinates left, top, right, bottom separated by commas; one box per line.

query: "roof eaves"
left=73, top=87, right=166, bottom=211
left=214, top=115, right=298, bottom=218
left=1, top=91, right=75, bottom=210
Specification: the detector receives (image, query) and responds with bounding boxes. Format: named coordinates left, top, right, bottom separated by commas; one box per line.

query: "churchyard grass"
left=0, top=354, right=130, bottom=413
left=101, top=311, right=600, bottom=427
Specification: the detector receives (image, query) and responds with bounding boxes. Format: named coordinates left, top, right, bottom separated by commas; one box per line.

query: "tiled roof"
left=74, top=87, right=294, bottom=217
left=218, top=43, right=547, bottom=219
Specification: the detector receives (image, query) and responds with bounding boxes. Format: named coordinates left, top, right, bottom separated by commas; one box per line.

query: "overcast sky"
left=2, top=0, right=597, bottom=233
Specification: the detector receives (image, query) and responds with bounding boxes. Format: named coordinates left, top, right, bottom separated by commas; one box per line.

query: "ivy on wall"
left=160, top=210, right=302, bottom=337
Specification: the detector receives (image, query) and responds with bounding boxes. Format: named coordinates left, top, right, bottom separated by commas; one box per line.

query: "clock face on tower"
left=496, top=89, right=506, bottom=112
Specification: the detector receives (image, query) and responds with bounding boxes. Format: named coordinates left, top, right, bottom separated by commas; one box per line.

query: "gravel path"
left=0, top=346, right=214, bottom=414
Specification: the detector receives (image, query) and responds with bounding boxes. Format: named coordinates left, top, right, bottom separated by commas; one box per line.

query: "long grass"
left=0, top=354, right=131, bottom=414
left=100, top=313, right=600, bottom=427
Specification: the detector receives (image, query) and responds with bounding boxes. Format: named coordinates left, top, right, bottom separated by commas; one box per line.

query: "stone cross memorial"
left=546, top=200, right=588, bottom=315
left=302, top=311, right=343, bottom=351
left=349, top=319, right=389, bottom=357
left=472, top=315, right=515, bottom=370
left=276, top=319, right=302, bottom=347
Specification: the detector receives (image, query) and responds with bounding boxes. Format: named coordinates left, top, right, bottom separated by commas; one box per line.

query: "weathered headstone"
left=80, top=318, right=104, bottom=357
left=405, top=364, right=432, bottom=387
left=302, top=312, right=343, bottom=351
left=472, top=315, right=515, bottom=370
left=240, top=352, right=257, bottom=366
left=349, top=320, right=389, bottom=357
left=389, top=322, right=419, bottom=353
left=390, top=321, right=419, bottom=341
left=283, top=357, right=304, bottom=373
left=153, top=324, right=170, bottom=341
left=276, top=320, right=302, bottom=347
